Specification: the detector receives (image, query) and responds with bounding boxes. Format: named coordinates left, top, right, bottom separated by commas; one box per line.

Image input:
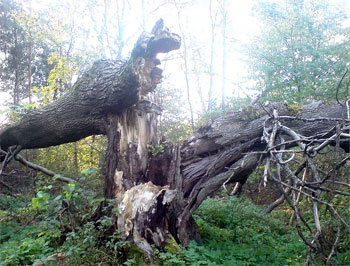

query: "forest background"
left=0, top=0, right=349, bottom=265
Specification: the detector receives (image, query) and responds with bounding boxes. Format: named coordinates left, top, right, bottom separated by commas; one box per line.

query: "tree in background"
left=0, top=0, right=29, bottom=106
left=0, top=0, right=54, bottom=108
left=29, top=1, right=96, bottom=104
left=247, top=0, right=350, bottom=103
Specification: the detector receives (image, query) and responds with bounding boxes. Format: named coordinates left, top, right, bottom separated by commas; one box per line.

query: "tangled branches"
left=262, top=108, right=350, bottom=265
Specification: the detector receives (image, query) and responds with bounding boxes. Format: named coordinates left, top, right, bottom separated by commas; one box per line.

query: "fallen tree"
left=0, top=21, right=349, bottom=264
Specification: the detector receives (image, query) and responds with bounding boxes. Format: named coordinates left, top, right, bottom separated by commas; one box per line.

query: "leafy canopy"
left=247, top=0, right=350, bottom=103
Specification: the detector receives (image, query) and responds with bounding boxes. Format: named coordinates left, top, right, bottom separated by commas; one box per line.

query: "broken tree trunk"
left=0, top=20, right=180, bottom=151
left=0, top=20, right=183, bottom=253
left=1, top=20, right=349, bottom=256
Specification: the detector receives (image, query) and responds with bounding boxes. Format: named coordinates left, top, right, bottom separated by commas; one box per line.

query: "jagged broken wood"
left=0, top=19, right=181, bottom=151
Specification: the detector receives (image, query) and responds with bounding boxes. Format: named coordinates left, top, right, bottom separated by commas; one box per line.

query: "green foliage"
left=0, top=233, right=54, bottom=266
left=148, top=142, right=167, bottom=156
left=7, top=102, right=37, bottom=122
left=192, top=196, right=305, bottom=265
left=32, top=52, right=79, bottom=104
left=1, top=160, right=348, bottom=265
left=0, top=0, right=53, bottom=106
left=156, top=83, right=194, bottom=143
left=159, top=118, right=193, bottom=143
left=33, top=136, right=106, bottom=176
left=157, top=195, right=307, bottom=266
left=243, top=151, right=350, bottom=265
left=0, top=194, right=58, bottom=266
left=123, top=245, right=148, bottom=266
left=0, top=167, right=125, bottom=265
left=248, top=0, right=350, bottom=103
left=287, top=102, right=303, bottom=116
left=62, top=218, right=125, bottom=265
left=197, top=97, right=251, bottom=126
left=31, top=190, right=50, bottom=209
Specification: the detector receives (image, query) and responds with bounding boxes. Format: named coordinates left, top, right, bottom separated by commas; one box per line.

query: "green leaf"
left=31, top=197, right=40, bottom=209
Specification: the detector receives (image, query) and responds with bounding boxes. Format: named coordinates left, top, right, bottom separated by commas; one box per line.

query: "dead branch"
left=336, top=69, right=349, bottom=106
left=262, top=109, right=350, bottom=264
left=15, top=154, right=75, bottom=183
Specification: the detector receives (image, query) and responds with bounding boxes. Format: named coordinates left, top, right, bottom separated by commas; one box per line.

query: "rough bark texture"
left=177, top=101, right=350, bottom=245
left=0, top=20, right=181, bottom=151
left=1, top=21, right=349, bottom=254
left=0, top=21, right=183, bottom=252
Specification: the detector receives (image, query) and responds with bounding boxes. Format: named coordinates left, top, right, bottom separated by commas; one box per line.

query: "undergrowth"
left=156, top=195, right=307, bottom=266
left=0, top=174, right=348, bottom=265
left=0, top=168, right=129, bottom=266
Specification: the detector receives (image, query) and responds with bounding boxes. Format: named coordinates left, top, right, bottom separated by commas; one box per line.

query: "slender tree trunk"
left=208, top=0, right=217, bottom=111
left=73, top=142, right=79, bottom=174
left=175, top=4, right=194, bottom=130
left=180, top=28, right=194, bottom=130
left=14, top=28, right=20, bottom=106
left=221, top=0, right=227, bottom=108
left=27, top=0, right=32, bottom=104
left=27, top=39, right=32, bottom=103
left=115, top=0, right=126, bottom=58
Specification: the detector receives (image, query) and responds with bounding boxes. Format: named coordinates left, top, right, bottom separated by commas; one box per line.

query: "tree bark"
left=0, top=20, right=181, bottom=151
left=1, top=21, right=349, bottom=255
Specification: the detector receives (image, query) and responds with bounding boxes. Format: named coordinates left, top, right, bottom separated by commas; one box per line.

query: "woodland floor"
left=0, top=162, right=349, bottom=266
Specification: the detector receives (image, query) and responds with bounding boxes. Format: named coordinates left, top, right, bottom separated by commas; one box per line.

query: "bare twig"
left=326, top=224, right=341, bottom=265
left=336, top=69, right=348, bottom=106
left=289, top=167, right=308, bottom=225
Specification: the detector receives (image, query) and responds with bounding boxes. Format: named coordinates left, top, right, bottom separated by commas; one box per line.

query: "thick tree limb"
left=0, top=19, right=180, bottom=151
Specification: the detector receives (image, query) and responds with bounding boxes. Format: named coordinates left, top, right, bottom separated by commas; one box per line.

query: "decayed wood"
left=0, top=21, right=183, bottom=253
left=117, top=181, right=177, bottom=254
left=0, top=20, right=181, bottom=152
left=101, top=99, right=182, bottom=251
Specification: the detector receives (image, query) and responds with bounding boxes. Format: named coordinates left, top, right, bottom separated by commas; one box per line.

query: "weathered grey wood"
left=177, top=101, right=350, bottom=245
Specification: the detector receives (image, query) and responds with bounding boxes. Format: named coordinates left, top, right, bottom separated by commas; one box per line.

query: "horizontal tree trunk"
left=0, top=20, right=180, bottom=151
